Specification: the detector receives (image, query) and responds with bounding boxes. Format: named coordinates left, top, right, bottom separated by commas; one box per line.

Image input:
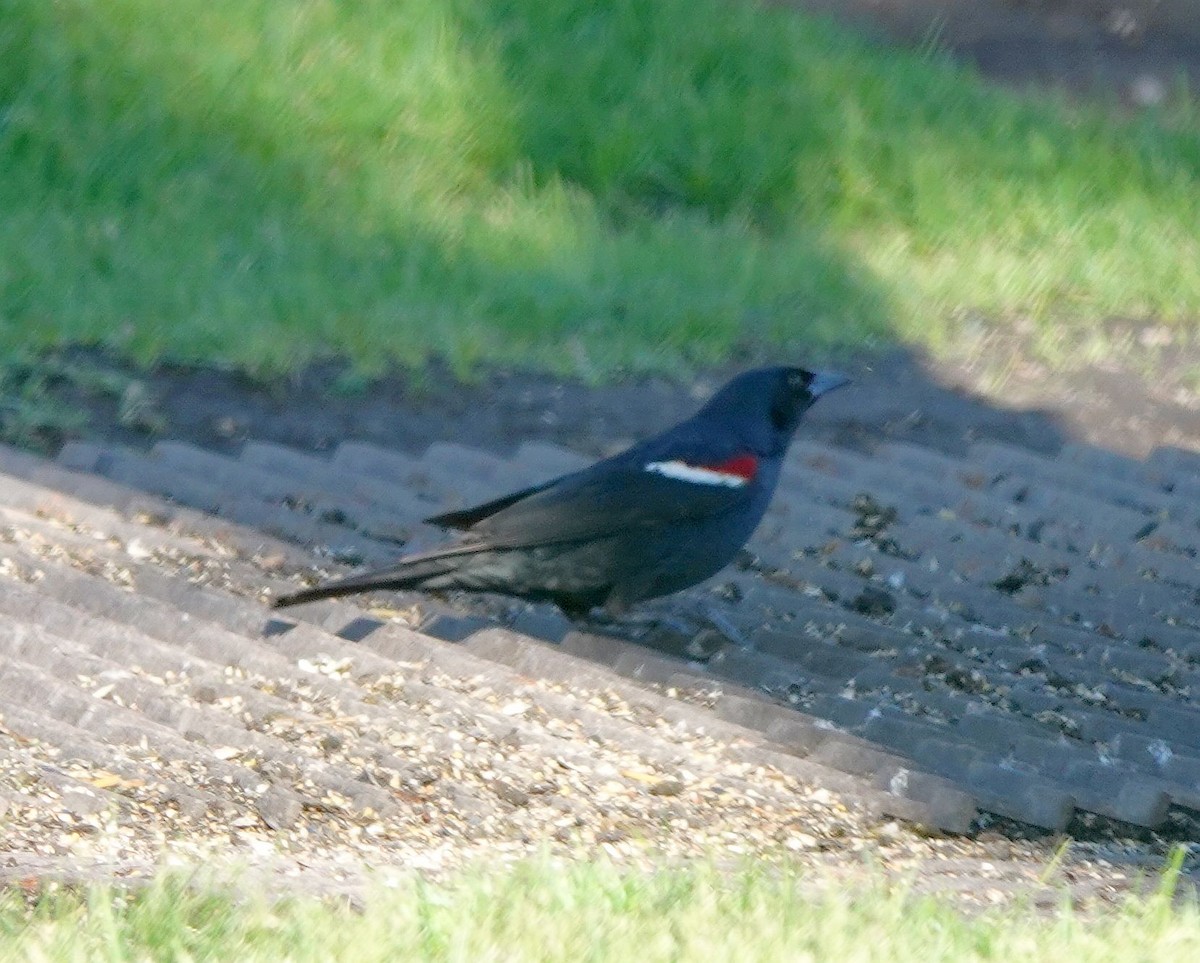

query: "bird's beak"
left=809, top=371, right=851, bottom=398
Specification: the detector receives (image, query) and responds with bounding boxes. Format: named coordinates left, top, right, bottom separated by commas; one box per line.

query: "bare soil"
left=787, top=0, right=1200, bottom=102
left=23, top=328, right=1200, bottom=472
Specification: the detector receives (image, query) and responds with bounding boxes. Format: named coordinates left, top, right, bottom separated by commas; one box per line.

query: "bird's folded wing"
left=423, top=479, right=558, bottom=531
left=462, top=464, right=753, bottom=550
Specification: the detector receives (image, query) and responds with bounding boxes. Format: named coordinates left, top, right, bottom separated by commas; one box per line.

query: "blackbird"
left=271, top=366, right=848, bottom=617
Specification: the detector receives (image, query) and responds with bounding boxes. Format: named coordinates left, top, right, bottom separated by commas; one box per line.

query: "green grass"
left=3, top=859, right=1199, bottom=962
left=1, top=0, right=1199, bottom=378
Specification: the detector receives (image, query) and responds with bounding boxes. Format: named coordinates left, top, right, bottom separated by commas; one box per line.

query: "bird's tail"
left=271, top=552, right=466, bottom=609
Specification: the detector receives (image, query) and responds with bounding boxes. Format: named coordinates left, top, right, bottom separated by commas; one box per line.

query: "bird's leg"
left=642, top=602, right=751, bottom=651
left=573, top=602, right=740, bottom=662
left=694, top=605, right=751, bottom=649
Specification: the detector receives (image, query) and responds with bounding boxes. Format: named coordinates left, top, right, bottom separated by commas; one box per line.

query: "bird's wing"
left=424, top=480, right=558, bottom=531
left=460, top=436, right=764, bottom=550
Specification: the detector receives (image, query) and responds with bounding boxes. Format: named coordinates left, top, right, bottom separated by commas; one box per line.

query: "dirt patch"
left=785, top=0, right=1200, bottom=102
left=11, top=337, right=1200, bottom=467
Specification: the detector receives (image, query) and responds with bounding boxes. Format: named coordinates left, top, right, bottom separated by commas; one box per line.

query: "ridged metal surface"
left=5, top=428, right=1200, bottom=843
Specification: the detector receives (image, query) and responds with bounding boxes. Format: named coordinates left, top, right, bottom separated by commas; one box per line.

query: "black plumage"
left=271, top=366, right=848, bottom=616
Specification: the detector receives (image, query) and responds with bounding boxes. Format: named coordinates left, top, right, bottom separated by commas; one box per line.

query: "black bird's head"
left=698, top=366, right=849, bottom=452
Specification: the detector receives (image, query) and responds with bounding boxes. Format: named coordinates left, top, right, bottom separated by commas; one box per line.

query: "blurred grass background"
left=1, top=0, right=1198, bottom=378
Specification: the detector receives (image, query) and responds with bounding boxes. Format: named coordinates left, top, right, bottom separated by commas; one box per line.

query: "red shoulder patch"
left=702, top=454, right=759, bottom=480
left=644, top=454, right=759, bottom=487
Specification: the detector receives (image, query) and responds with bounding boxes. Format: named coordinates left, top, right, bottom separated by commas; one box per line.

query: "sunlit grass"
left=1, top=0, right=1198, bottom=378
left=3, top=858, right=1199, bottom=962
